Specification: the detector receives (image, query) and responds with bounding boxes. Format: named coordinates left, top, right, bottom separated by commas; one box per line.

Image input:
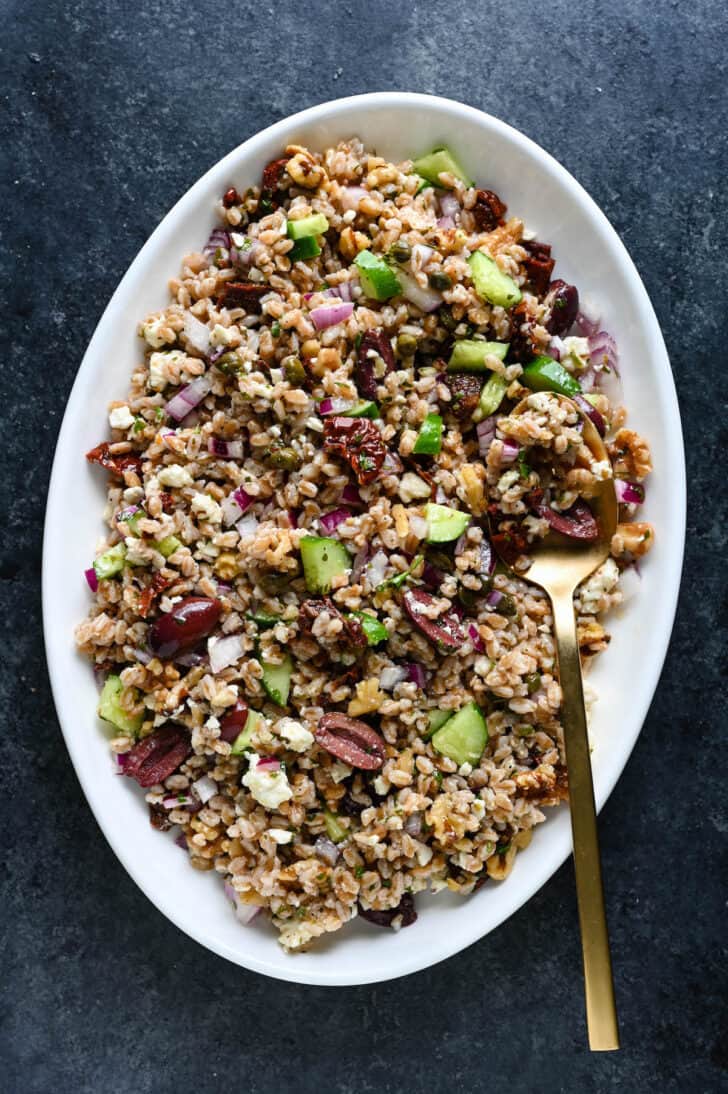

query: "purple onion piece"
left=84, top=567, right=98, bottom=592
left=314, top=836, right=340, bottom=866
left=486, top=589, right=503, bottom=609
left=403, top=811, right=423, bottom=838
left=573, top=393, right=606, bottom=437
left=319, top=507, right=352, bottom=535
left=615, top=479, right=645, bottom=505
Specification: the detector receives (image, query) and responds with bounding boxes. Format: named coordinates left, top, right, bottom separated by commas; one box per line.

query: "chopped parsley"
left=271, top=320, right=281, bottom=338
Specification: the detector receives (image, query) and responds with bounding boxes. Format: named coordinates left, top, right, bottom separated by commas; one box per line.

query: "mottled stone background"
left=1, top=1, right=725, bottom=1090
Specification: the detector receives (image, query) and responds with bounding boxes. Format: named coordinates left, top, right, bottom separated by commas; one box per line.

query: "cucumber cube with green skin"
left=412, top=147, right=473, bottom=188
left=300, top=536, right=352, bottom=594
left=413, top=412, right=444, bottom=455
left=231, top=709, right=263, bottom=755
left=423, top=708, right=452, bottom=740
left=260, top=653, right=293, bottom=706
left=290, top=236, right=321, bottom=262
left=473, top=373, right=509, bottom=422
left=354, top=251, right=401, bottom=300
left=324, top=809, right=348, bottom=844
left=120, top=510, right=143, bottom=537
left=287, top=213, right=330, bottom=239
left=447, top=340, right=509, bottom=373
left=425, top=502, right=470, bottom=543
left=346, top=400, right=380, bottom=419
left=468, top=251, right=522, bottom=308
left=98, top=674, right=143, bottom=736
left=93, top=543, right=126, bottom=580
left=414, top=175, right=431, bottom=193
left=522, top=355, right=582, bottom=397
left=155, top=535, right=181, bottom=558
left=349, top=611, right=388, bottom=645
left=431, top=701, right=488, bottom=766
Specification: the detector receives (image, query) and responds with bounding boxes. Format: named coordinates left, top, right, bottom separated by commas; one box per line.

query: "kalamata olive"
left=315, top=713, right=386, bottom=770
left=149, top=596, right=222, bottom=659
left=402, top=588, right=467, bottom=651
left=537, top=499, right=599, bottom=540
left=123, top=725, right=192, bottom=788
left=219, top=698, right=249, bottom=743
left=544, top=279, right=579, bottom=336
left=358, top=893, right=417, bottom=928
left=355, top=330, right=395, bottom=400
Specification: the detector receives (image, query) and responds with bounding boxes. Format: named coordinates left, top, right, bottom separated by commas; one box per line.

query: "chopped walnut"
left=456, top=462, right=487, bottom=515
left=347, top=677, right=385, bottom=716
left=285, top=149, right=326, bottom=189
left=609, top=429, right=653, bottom=481
left=611, top=522, right=654, bottom=558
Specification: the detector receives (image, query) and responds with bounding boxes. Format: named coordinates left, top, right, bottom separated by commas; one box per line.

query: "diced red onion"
left=404, top=663, right=428, bottom=689
left=175, top=650, right=208, bottom=668
left=396, top=269, right=443, bottom=312
left=230, top=235, right=261, bottom=268
left=319, top=507, right=352, bottom=534
left=192, top=775, right=217, bottom=804
left=84, top=567, right=98, bottom=592
left=422, top=560, right=444, bottom=589
left=486, top=589, right=503, bottom=609
left=255, top=757, right=281, bottom=773
left=380, top=666, right=408, bottom=691
left=208, top=634, right=245, bottom=673
left=235, top=513, right=259, bottom=538
left=435, top=485, right=448, bottom=504
left=575, top=309, right=600, bottom=338
left=595, top=364, right=624, bottom=406
left=234, top=486, right=254, bottom=511
left=223, top=881, right=262, bottom=925
left=403, top=811, right=423, bottom=838
left=436, top=215, right=456, bottom=230
left=203, top=228, right=231, bottom=262
left=317, top=396, right=354, bottom=416
left=162, top=794, right=195, bottom=809
left=573, top=394, right=606, bottom=437
left=221, top=485, right=253, bottom=527
left=351, top=544, right=371, bottom=582
left=310, top=301, right=354, bottom=330
left=615, top=479, right=645, bottom=505
left=380, top=451, right=403, bottom=476
left=113, top=752, right=129, bottom=773
left=182, top=312, right=211, bottom=355
left=468, top=622, right=485, bottom=652
left=589, top=330, right=620, bottom=375
left=314, top=836, right=341, bottom=866
left=341, top=483, right=363, bottom=507
left=174, top=832, right=188, bottom=850
left=164, top=375, right=212, bottom=423
left=341, top=186, right=368, bottom=212
left=438, top=193, right=460, bottom=219
left=411, top=242, right=436, bottom=268
left=304, top=282, right=353, bottom=304
left=208, top=436, right=244, bottom=459
left=476, top=416, right=497, bottom=457
left=363, top=549, right=388, bottom=589
left=132, top=648, right=153, bottom=665
left=454, top=531, right=469, bottom=557
left=500, top=440, right=520, bottom=465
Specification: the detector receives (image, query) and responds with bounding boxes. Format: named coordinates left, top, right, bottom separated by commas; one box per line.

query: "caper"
left=265, top=445, right=301, bottom=470
left=390, top=241, right=411, bottom=264
left=426, top=549, right=455, bottom=573
left=526, top=672, right=542, bottom=694
left=439, top=307, right=458, bottom=332
left=216, top=351, right=243, bottom=374
left=514, top=724, right=535, bottom=738
left=428, top=271, right=452, bottom=291
left=282, top=355, right=306, bottom=386
left=496, top=593, right=518, bottom=617
left=397, top=332, right=418, bottom=358
left=457, top=586, right=477, bottom=609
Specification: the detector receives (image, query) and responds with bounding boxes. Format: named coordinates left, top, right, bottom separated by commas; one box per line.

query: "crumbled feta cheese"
left=141, top=315, right=174, bottom=349
left=158, top=464, right=193, bottom=488
left=416, top=844, right=434, bottom=866
left=578, top=558, right=619, bottom=615
left=276, top=717, right=314, bottom=753
left=373, top=775, right=390, bottom=796
left=458, top=762, right=473, bottom=777
left=591, top=458, right=611, bottom=481
left=329, top=761, right=352, bottom=783
left=267, top=828, right=293, bottom=845
left=191, top=492, right=222, bottom=523
left=472, top=799, right=486, bottom=820
left=109, top=405, right=135, bottom=430
left=242, top=755, right=293, bottom=810
left=149, top=350, right=186, bottom=390
left=561, top=336, right=590, bottom=369
left=210, top=323, right=235, bottom=347
left=398, top=472, right=431, bottom=504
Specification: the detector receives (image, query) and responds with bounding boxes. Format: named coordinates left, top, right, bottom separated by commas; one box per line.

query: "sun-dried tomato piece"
left=315, top=713, right=386, bottom=770
left=355, top=330, right=395, bottom=400
left=138, top=572, right=170, bottom=620
left=323, top=416, right=387, bottom=486
left=217, top=280, right=268, bottom=311
left=124, top=725, right=192, bottom=788
left=86, top=442, right=143, bottom=479
left=262, top=157, right=289, bottom=193
left=442, top=373, right=482, bottom=420
left=358, top=893, right=417, bottom=928
left=472, top=188, right=507, bottom=232
left=506, top=301, right=540, bottom=363
left=522, top=240, right=555, bottom=295
left=159, top=492, right=175, bottom=513
left=298, top=597, right=367, bottom=649
left=490, top=527, right=530, bottom=566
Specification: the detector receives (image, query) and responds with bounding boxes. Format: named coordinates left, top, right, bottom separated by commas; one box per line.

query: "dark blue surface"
left=2, top=1, right=726, bottom=1090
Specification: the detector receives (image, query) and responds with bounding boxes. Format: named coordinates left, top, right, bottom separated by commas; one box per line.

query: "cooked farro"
left=77, top=139, right=653, bottom=950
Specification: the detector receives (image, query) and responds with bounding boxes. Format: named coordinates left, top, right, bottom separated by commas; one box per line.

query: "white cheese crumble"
left=398, top=472, right=431, bottom=504
left=275, top=717, right=314, bottom=753
left=373, top=775, right=390, bottom=796
left=329, top=761, right=352, bottom=783
left=108, top=405, right=135, bottom=430
left=242, top=755, right=293, bottom=810
left=267, top=828, right=293, bottom=845
left=210, top=323, right=236, bottom=347
left=158, top=464, right=192, bottom=488
left=141, top=316, right=174, bottom=349
left=149, top=350, right=186, bottom=390
left=578, top=558, right=619, bottom=615
left=191, top=492, right=222, bottom=523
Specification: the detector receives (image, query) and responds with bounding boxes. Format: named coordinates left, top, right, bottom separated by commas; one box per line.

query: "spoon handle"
left=551, top=588, right=620, bottom=1051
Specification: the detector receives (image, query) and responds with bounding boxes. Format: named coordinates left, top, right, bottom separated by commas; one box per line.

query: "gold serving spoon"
left=489, top=392, right=619, bottom=1051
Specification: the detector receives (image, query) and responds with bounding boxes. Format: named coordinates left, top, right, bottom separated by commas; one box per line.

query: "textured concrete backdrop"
left=1, top=1, right=726, bottom=1091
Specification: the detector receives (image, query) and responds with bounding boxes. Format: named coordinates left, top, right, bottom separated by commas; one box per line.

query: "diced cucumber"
left=300, top=536, right=352, bottom=594
left=93, top=543, right=126, bottom=580
left=431, top=701, right=488, bottom=765
left=468, top=251, right=522, bottom=308
left=413, top=412, right=443, bottom=455
left=349, top=611, right=388, bottom=645
left=522, top=355, right=582, bottom=397
left=423, top=708, right=452, bottom=740
left=346, top=400, right=380, bottom=419
left=231, top=709, right=263, bottom=755
left=260, top=653, right=293, bottom=706
left=290, top=236, right=321, bottom=262
left=447, top=340, right=509, bottom=373
left=287, top=213, right=329, bottom=240
left=98, top=674, right=143, bottom=736
left=473, top=373, right=509, bottom=421
left=246, top=611, right=280, bottom=629
left=354, top=251, right=401, bottom=301
left=425, top=502, right=470, bottom=543
left=414, top=175, right=431, bottom=193
left=119, top=508, right=143, bottom=536
left=324, top=809, right=348, bottom=843
left=412, top=147, right=473, bottom=188
left=154, top=535, right=181, bottom=558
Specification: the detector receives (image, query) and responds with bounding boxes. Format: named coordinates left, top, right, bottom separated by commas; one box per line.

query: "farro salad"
left=76, top=139, right=654, bottom=950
